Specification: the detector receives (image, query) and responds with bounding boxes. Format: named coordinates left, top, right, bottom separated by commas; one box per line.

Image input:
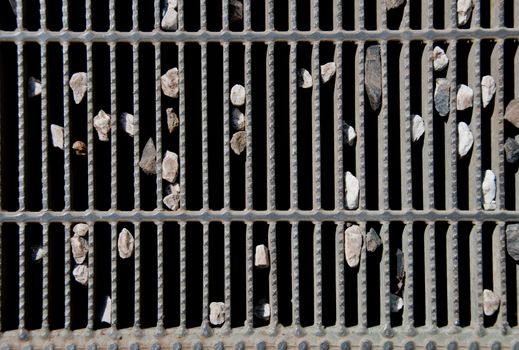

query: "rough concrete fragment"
left=231, top=108, right=246, bottom=131
left=297, top=68, right=313, bottom=89
left=483, top=289, right=500, bottom=316
left=390, top=294, right=404, bottom=313
left=71, top=234, right=88, bottom=264
left=432, top=46, right=448, bottom=71
left=320, top=62, right=336, bottom=83
left=229, top=0, right=243, bottom=23
left=504, top=99, right=519, bottom=128
left=365, top=228, right=382, bottom=253
left=230, top=131, right=246, bottom=155
left=72, top=141, right=87, bottom=156
left=101, top=296, right=112, bottom=324
left=73, top=264, right=88, bottom=285
left=69, top=72, right=87, bottom=104
left=161, top=68, right=179, bottom=98
left=364, top=45, right=382, bottom=111
left=342, top=121, right=357, bottom=146
left=504, top=137, right=519, bottom=164
left=120, top=112, right=135, bottom=136
left=162, top=151, right=179, bottom=183
left=94, top=110, right=111, bottom=141
left=254, top=299, right=271, bottom=320
left=28, top=77, right=41, bottom=98
left=456, top=84, right=473, bottom=111
left=139, top=138, right=157, bottom=174
left=482, top=169, right=496, bottom=210
left=344, top=171, right=359, bottom=210
left=209, top=302, right=226, bottom=326
left=161, top=7, right=178, bottom=31
left=386, top=0, right=405, bottom=10
left=254, top=244, right=269, bottom=269
left=163, top=183, right=180, bottom=210
left=458, top=122, right=473, bottom=158
left=457, top=0, right=473, bottom=26
left=481, top=75, right=496, bottom=108
left=50, top=124, right=64, bottom=150
left=73, top=223, right=89, bottom=237
left=434, top=78, right=450, bottom=117
left=506, top=224, right=519, bottom=262
left=412, top=114, right=425, bottom=142
left=118, top=228, right=135, bottom=259
left=230, top=84, right=246, bottom=106
left=344, top=224, right=363, bottom=268
left=167, top=107, right=179, bottom=133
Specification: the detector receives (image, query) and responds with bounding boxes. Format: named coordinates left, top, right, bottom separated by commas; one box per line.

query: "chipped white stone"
left=457, top=0, right=473, bottom=26
left=163, top=183, right=180, bottom=211
left=94, top=110, right=111, bottom=141
left=344, top=224, right=363, bottom=268
left=344, top=171, right=359, bottom=210
left=120, top=112, right=135, bottom=136
left=385, top=0, right=406, bottom=10
left=320, top=62, right=336, bottom=83
left=342, top=121, right=357, bottom=146
left=411, top=114, right=425, bottom=142
left=230, top=131, right=246, bottom=155
left=209, top=302, right=226, bottom=326
left=505, top=99, right=519, bottom=128
left=139, top=138, right=157, bottom=174
left=118, top=228, right=135, bottom=259
left=71, top=234, right=88, bottom=264
left=230, top=84, right=246, bottom=106
left=482, top=169, right=496, bottom=210
left=32, top=245, right=44, bottom=262
left=50, top=124, right=64, bottom=150
left=458, top=122, right=474, bottom=158
left=254, top=299, right=271, bottom=321
left=456, top=84, right=474, bottom=111
left=101, top=296, right=112, bottom=324
left=161, top=68, right=179, bottom=98
left=254, top=244, right=270, bottom=269
left=161, top=7, right=178, bottom=31
left=365, top=228, right=382, bottom=253
left=298, top=68, right=313, bottom=89
left=231, top=108, right=246, bottom=131
left=483, top=289, right=500, bottom=316
left=390, top=294, right=404, bottom=313
left=28, top=76, right=41, bottom=97
left=73, top=223, right=89, bottom=237
left=481, top=75, right=496, bottom=108
left=72, top=141, right=87, bottom=156
left=167, top=107, right=179, bottom=133
left=73, top=264, right=88, bottom=285
left=162, top=151, right=179, bottom=183
left=69, top=72, right=87, bottom=104
left=432, top=46, right=449, bottom=71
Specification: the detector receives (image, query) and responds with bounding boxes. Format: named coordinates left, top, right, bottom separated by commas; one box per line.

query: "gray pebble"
left=504, top=99, right=519, bottom=128
left=72, top=141, right=87, bottom=156
left=390, top=293, right=404, bottom=312
left=434, top=78, right=450, bottom=117
left=483, top=289, right=500, bottom=316
left=73, top=223, right=89, bottom=237
left=506, top=224, right=519, bottom=262
left=366, top=228, right=382, bottom=252
left=231, top=108, right=246, bottom=131
left=69, top=72, right=87, bottom=104
left=297, top=68, right=313, bottom=89
left=229, top=0, right=243, bottom=23
left=458, top=122, right=473, bottom=158
left=118, top=228, right=134, bottom=259
left=28, top=76, right=42, bottom=98
left=364, top=45, right=382, bottom=111
left=482, top=169, right=496, bottom=210
left=385, top=0, right=406, bottom=10
left=167, top=107, right=179, bottom=133
left=139, top=138, right=157, bottom=175
left=161, top=68, right=179, bottom=98
left=120, top=112, right=135, bottom=137
left=71, top=234, right=88, bottom=264
left=73, top=264, right=88, bottom=285
left=411, top=114, right=425, bottom=142
left=457, top=0, right=473, bottom=26
left=209, top=301, right=225, bottom=326
left=230, top=131, right=246, bottom=155
left=504, top=137, right=519, bottom=164
left=320, top=62, right=336, bottom=83
left=432, top=46, right=448, bottom=71
left=344, top=224, right=363, bottom=268
left=163, top=183, right=180, bottom=211
left=254, top=244, right=269, bottom=268
left=230, top=84, right=246, bottom=106
left=456, top=84, right=473, bottom=111
left=481, top=75, right=496, bottom=108
left=162, top=151, right=179, bottom=183
left=343, top=121, right=357, bottom=146
left=344, top=171, right=359, bottom=210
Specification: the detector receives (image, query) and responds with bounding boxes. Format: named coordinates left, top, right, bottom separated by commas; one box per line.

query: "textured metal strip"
left=312, top=0, right=319, bottom=29
left=86, top=43, right=94, bottom=210
left=222, top=222, right=231, bottom=334
left=402, top=41, right=412, bottom=209
left=41, top=43, right=49, bottom=210
left=245, top=43, right=253, bottom=209
left=243, top=0, right=251, bottom=31
left=358, top=221, right=368, bottom=331
left=17, top=42, right=25, bottom=211
left=424, top=42, right=435, bottom=210
left=447, top=41, right=457, bottom=209
left=87, top=222, right=95, bottom=331
left=0, top=225, right=2, bottom=331
left=380, top=41, right=389, bottom=210
left=289, top=0, right=296, bottom=30
left=132, top=0, right=138, bottom=30
left=335, top=0, right=342, bottom=29
left=425, top=222, right=437, bottom=329
left=110, top=42, right=118, bottom=210
left=313, top=222, right=323, bottom=334
left=496, top=223, right=509, bottom=333
left=470, top=222, right=483, bottom=334
left=266, top=0, right=274, bottom=30
left=202, top=43, right=209, bottom=209
left=62, top=0, right=68, bottom=29
left=289, top=42, right=298, bottom=209
left=334, top=42, right=344, bottom=210
left=403, top=223, right=415, bottom=334
left=85, top=0, right=92, bottom=30
left=222, top=0, right=229, bottom=30
left=266, top=43, right=275, bottom=211
left=110, top=222, right=118, bottom=332
left=496, top=41, right=505, bottom=210
left=200, top=0, right=207, bottom=30
left=18, top=223, right=26, bottom=336
left=133, top=43, right=141, bottom=210
left=268, top=223, right=278, bottom=333
left=201, top=223, right=211, bottom=335
left=179, top=42, right=186, bottom=209
left=63, top=42, right=71, bottom=211
left=380, top=222, right=391, bottom=336
left=155, top=43, right=162, bottom=208
left=244, top=223, right=253, bottom=332
left=134, top=224, right=141, bottom=330
left=312, top=42, right=321, bottom=209
left=64, top=223, right=71, bottom=331
left=42, top=223, right=50, bottom=334
left=334, top=222, right=345, bottom=334
left=472, top=40, right=482, bottom=209
left=291, top=222, right=301, bottom=335
left=356, top=42, right=366, bottom=209
left=109, top=0, right=116, bottom=31
left=156, top=222, right=164, bottom=334
left=179, top=223, right=187, bottom=334
left=15, top=0, right=22, bottom=29
left=223, top=43, right=230, bottom=209
left=447, top=223, right=460, bottom=330
left=154, top=0, right=160, bottom=29
left=178, top=0, right=184, bottom=31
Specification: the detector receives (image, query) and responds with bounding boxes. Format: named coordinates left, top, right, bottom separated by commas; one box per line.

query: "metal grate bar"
left=355, top=42, right=366, bottom=209
left=470, top=222, right=483, bottom=332
left=447, top=41, right=457, bottom=209
left=334, top=222, right=345, bottom=333
left=291, top=222, right=301, bottom=334
left=472, top=40, right=482, bottom=209
left=87, top=222, right=94, bottom=331
left=18, top=223, right=26, bottom=336
left=424, top=41, right=435, bottom=209
left=243, top=0, right=251, bottom=31
left=178, top=0, right=184, bottom=31
left=380, top=41, right=389, bottom=210
left=86, top=43, right=94, bottom=210
left=179, top=42, right=186, bottom=209
left=41, top=222, right=49, bottom=334
left=110, top=42, right=118, bottom=210
left=496, top=41, right=505, bottom=210
left=223, top=43, right=230, bottom=209
left=289, top=42, right=298, bottom=209
left=496, top=223, right=508, bottom=332
left=64, top=222, right=71, bottom=331
left=154, top=43, right=163, bottom=208
left=380, top=222, right=391, bottom=335
left=222, top=222, right=231, bottom=334
left=134, top=223, right=141, bottom=330
left=156, top=222, right=164, bottom=334
left=311, top=42, right=321, bottom=209
left=63, top=43, right=72, bottom=211
left=266, top=42, right=275, bottom=211
left=17, top=42, right=25, bottom=211
left=202, top=222, right=210, bottom=334
left=313, top=222, right=323, bottom=333
left=201, top=42, right=209, bottom=209
left=425, top=222, right=437, bottom=329
left=179, top=222, right=187, bottom=333
left=133, top=43, right=141, bottom=210
left=245, top=223, right=253, bottom=331
left=402, top=223, right=415, bottom=333
left=267, top=223, right=278, bottom=333
left=245, top=43, right=253, bottom=209
left=357, top=221, right=367, bottom=331
left=41, top=43, right=49, bottom=210
left=401, top=41, right=412, bottom=209
left=334, top=42, right=344, bottom=210
left=447, top=223, right=460, bottom=329
left=110, top=222, right=118, bottom=332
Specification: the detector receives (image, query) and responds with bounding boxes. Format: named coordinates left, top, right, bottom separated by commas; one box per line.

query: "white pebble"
left=344, top=224, right=363, bottom=268
left=411, top=114, right=425, bottom=142
left=483, top=289, right=500, bottom=316
left=167, top=107, right=179, bottom=133
left=28, top=76, right=41, bottom=98
left=73, top=223, right=89, bottom=237
left=50, top=124, right=64, bottom=150
left=458, top=122, right=473, bottom=158
left=344, top=171, right=359, bottom=210
left=161, top=68, right=179, bottom=98
left=73, top=264, right=88, bottom=285
left=456, top=84, right=473, bottom=111
left=94, top=110, right=111, bottom=141
left=31, top=245, right=44, bottom=262
left=254, top=244, right=270, bottom=269
left=69, top=72, right=87, bottom=104
left=481, top=75, right=496, bottom=108
left=139, top=138, right=157, bottom=174
left=71, top=234, right=88, bottom=265
left=162, top=151, right=179, bottom=183
left=101, top=296, right=112, bottom=324
left=231, top=108, right=246, bottom=131
left=254, top=299, right=271, bottom=321
left=298, top=68, right=313, bottom=89
left=482, top=169, right=496, bottom=210
left=230, top=84, right=246, bottom=106
left=161, top=7, right=178, bottom=31
left=432, top=46, right=449, bottom=71
left=118, top=228, right=135, bottom=259
left=209, top=302, right=226, bottom=326
left=343, top=121, right=357, bottom=146
left=120, top=112, right=135, bottom=136
left=457, top=0, right=473, bottom=26
left=163, top=183, right=180, bottom=210
left=320, top=62, right=336, bottom=83
left=365, top=228, right=382, bottom=253
left=390, top=294, right=404, bottom=313
left=230, top=131, right=246, bottom=155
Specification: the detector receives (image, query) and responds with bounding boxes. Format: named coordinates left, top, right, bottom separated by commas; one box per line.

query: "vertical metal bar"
left=201, top=43, right=209, bottom=209
left=200, top=0, right=207, bottom=30
left=401, top=41, right=412, bottom=210
left=156, top=222, right=164, bottom=334
left=356, top=43, right=366, bottom=209
left=380, top=41, right=389, bottom=210
left=313, top=222, right=323, bottom=334
left=15, top=0, right=23, bottom=29
left=201, top=222, right=211, bottom=335
left=109, top=0, right=116, bottom=30
left=334, top=42, right=344, bottom=210
left=355, top=0, right=364, bottom=30
left=132, top=0, right=139, bottom=30
left=17, top=42, right=25, bottom=211
left=134, top=224, right=141, bottom=330
left=18, top=223, right=26, bottom=336
left=289, top=42, right=298, bottom=209
left=291, top=222, right=302, bottom=335
left=179, top=42, right=186, bottom=209
left=155, top=44, right=163, bottom=208
left=424, top=42, right=435, bottom=210
left=357, top=222, right=367, bottom=332
left=110, top=42, right=118, bottom=210
left=495, top=41, right=505, bottom=210
left=178, top=222, right=187, bottom=333
left=470, top=222, right=483, bottom=334
left=222, top=222, right=231, bottom=334
left=426, top=0, right=433, bottom=29
left=223, top=43, right=231, bottom=209
left=222, top=0, right=229, bottom=30
left=496, top=223, right=509, bottom=332
left=289, top=0, right=297, bottom=30
left=133, top=43, right=141, bottom=210
left=447, top=42, right=457, bottom=210
left=268, top=223, right=278, bottom=333
left=245, top=43, right=253, bottom=209
left=63, top=42, right=71, bottom=211
left=64, top=222, right=72, bottom=331
left=86, top=42, right=95, bottom=210
left=424, top=222, right=437, bottom=329
left=178, top=0, right=184, bottom=30
left=311, top=0, right=319, bottom=29
left=380, top=222, right=391, bottom=335
left=472, top=40, right=482, bottom=210
left=266, top=0, right=274, bottom=30
left=85, top=0, right=92, bottom=29
left=244, top=222, right=253, bottom=332
left=378, top=0, right=387, bottom=29
left=449, top=0, right=456, bottom=28
left=154, top=0, right=160, bottom=29
left=0, top=225, right=2, bottom=332
left=41, top=223, right=49, bottom=335
left=312, top=42, right=321, bottom=209
left=41, top=43, right=49, bottom=210
left=267, top=43, right=276, bottom=210
left=334, top=222, right=345, bottom=334
left=402, top=223, right=415, bottom=334
left=110, top=222, right=118, bottom=332
left=87, top=222, right=95, bottom=332
left=243, top=0, right=251, bottom=30
left=446, top=222, right=460, bottom=330
left=335, top=0, right=343, bottom=29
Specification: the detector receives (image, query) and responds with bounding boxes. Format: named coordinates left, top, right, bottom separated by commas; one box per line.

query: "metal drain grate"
left=0, top=0, right=519, bottom=349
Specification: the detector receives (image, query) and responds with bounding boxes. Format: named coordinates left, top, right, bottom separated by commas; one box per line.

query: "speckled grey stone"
left=87, top=344, right=97, bottom=350
left=151, top=344, right=161, bottom=350
left=235, top=342, right=245, bottom=350
left=505, top=99, right=519, bottom=128
left=193, top=342, right=202, bottom=350
left=504, top=137, right=519, bottom=164
left=229, top=0, right=243, bottom=23
left=298, top=342, right=308, bottom=350
left=278, top=341, right=287, bottom=350
left=320, top=342, right=330, bottom=350
left=365, top=45, right=382, bottom=111
left=426, top=342, right=436, bottom=350
left=469, top=342, right=479, bottom=350
left=341, top=342, right=351, bottom=350
left=383, top=342, right=393, bottom=350
left=447, top=343, right=457, bottom=350
left=434, top=78, right=450, bottom=117
left=362, top=341, right=372, bottom=350
left=214, top=342, right=224, bottom=350
left=405, top=342, right=414, bottom=350
left=491, top=342, right=501, bottom=350
left=172, top=343, right=182, bottom=350
left=506, top=224, right=519, bottom=262
left=66, top=344, right=76, bottom=350
left=108, top=344, right=118, bottom=350
left=130, top=344, right=139, bottom=350
left=256, top=342, right=266, bottom=350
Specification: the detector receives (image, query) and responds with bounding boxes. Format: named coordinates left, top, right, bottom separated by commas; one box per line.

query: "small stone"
left=344, top=224, right=363, bottom=268
left=28, top=76, right=41, bottom=98
left=482, top=169, right=496, bottom=210
left=231, top=108, right=246, bottom=131
left=209, top=302, right=225, bottom=326
left=229, top=0, right=243, bottom=23
left=73, top=264, right=88, bottom=285
left=506, top=224, right=519, bottom=262
left=167, top=107, right=179, bottom=133
left=342, top=121, right=357, bottom=146
left=163, top=183, right=180, bottom=210
left=297, top=68, right=313, bottom=89
left=344, top=171, right=359, bottom=210
left=101, top=296, right=111, bottom=324
left=139, top=138, right=157, bottom=174
left=161, top=7, right=178, bottom=31
left=71, top=234, right=88, bottom=264
left=457, top=0, right=473, bottom=26
left=364, top=45, right=382, bottom=111
left=390, top=294, right=404, bottom=313
left=504, top=99, right=519, bottom=128
left=254, top=244, right=269, bottom=269
left=432, top=46, right=449, bottom=72
left=396, top=248, right=405, bottom=280
left=483, top=289, right=500, bottom=316
left=31, top=245, right=44, bottom=262
left=230, top=131, right=246, bottom=155
left=69, top=72, right=87, bottom=104
left=434, top=78, right=450, bottom=117
left=50, top=124, right=64, bottom=150
left=481, top=75, right=496, bottom=108
left=254, top=299, right=271, bottom=321
left=504, top=137, right=519, bottom=164
left=73, top=223, right=89, bottom=237
left=230, top=84, right=246, bottom=106
left=385, top=0, right=405, bottom=10
left=412, top=114, right=425, bottom=142
left=365, top=228, right=382, bottom=253
left=120, top=112, right=135, bottom=136
left=162, top=151, right=179, bottom=183
left=320, top=62, right=336, bottom=83
left=94, top=110, right=111, bottom=141
left=161, top=68, right=179, bottom=98
left=72, top=141, right=87, bottom=156
left=456, top=84, right=473, bottom=111
left=458, top=122, right=473, bottom=158
left=118, top=228, right=135, bottom=259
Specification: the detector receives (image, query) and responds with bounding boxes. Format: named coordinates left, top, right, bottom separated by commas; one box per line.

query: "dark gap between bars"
left=389, top=222, right=403, bottom=327
left=482, top=222, right=498, bottom=328
left=93, top=222, right=112, bottom=330
left=0, top=223, right=20, bottom=332
left=163, top=222, right=181, bottom=328
left=413, top=222, right=426, bottom=327
left=321, top=221, right=336, bottom=327
left=185, top=222, right=203, bottom=328
left=48, top=223, right=65, bottom=330
left=366, top=221, right=381, bottom=328
left=116, top=222, right=135, bottom=329
left=25, top=223, right=43, bottom=330
left=230, top=222, right=246, bottom=328
left=277, top=221, right=293, bottom=327
left=252, top=222, right=269, bottom=328
left=298, top=221, right=314, bottom=327
left=208, top=222, right=225, bottom=316
left=480, top=40, right=495, bottom=179
left=457, top=221, right=472, bottom=327
left=435, top=222, right=448, bottom=327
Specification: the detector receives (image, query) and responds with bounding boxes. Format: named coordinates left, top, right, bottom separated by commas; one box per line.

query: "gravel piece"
left=101, top=296, right=112, bottom=324
left=456, top=84, right=473, bottom=111
left=506, top=224, right=519, bottom=262
left=31, top=245, right=44, bottom=262
left=73, top=264, right=88, bottom=285
left=385, top=0, right=405, bottom=10
left=162, top=151, right=179, bottom=183
left=229, top=0, right=243, bottom=23
left=254, top=299, right=271, bottom=321
left=161, top=7, right=178, bottom=31
left=458, top=122, right=473, bottom=158
left=72, top=141, right=87, bottom=156
left=364, top=45, right=382, bottom=111
left=28, top=76, right=41, bottom=98
left=344, top=171, right=359, bottom=210
left=230, top=131, right=246, bottom=155
left=504, top=137, right=519, bottom=164
left=457, top=0, right=473, bottom=26
left=344, top=224, right=363, bottom=268
left=209, top=302, right=226, bottom=326
left=320, top=62, right=336, bottom=83
left=71, top=234, right=88, bottom=264
left=482, top=169, right=496, bottom=210
left=139, top=138, right=157, bottom=174
left=432, top=46, right=449, bottom=71
left=120, top=112, right=135, bottom=136
left=73, top=223, right=89, bottom=237
left=342, top=121, right=357, bottom=146
left=434, top=78, right=450, bottom=117
left=163, top=183, right=180, bottom=210
left=365, top=228, right=382, bottom=253
left=504, top=99, right=519, bottom=128
left=230, top=84, right=246, bottom=106
left=167, top=107, right=179, bottom=133
left=254, top=244, right=269, bottom=269
left=411, top=114, right=425, bottom=142
left=161, top=68, right=179, bottom=98
left=231, top=108, right=246, bottom=131
left=481, top=75, right=496, bottom=108
left=94, top=110, right=111, bottom=141
left=297, top=68, right=313, bottom=89
left=396, top=248, right=405, bottom=280
left=390, top=294, right=404, bottom=313
left=50, top=124, right=64, bottom=150
left=118, top=228, right=135, bottom=259
left=483, top=289, right=500, bottom=316
left=69, top=72, right=87, bottom=104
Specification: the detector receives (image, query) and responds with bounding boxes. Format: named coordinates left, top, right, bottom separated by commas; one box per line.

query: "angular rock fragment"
left=167, top=107, right=179, bottom=133
left=161, top=7, right=178, bottom=31
left=94, top=110, right=111, bottom=141
left=101, top=296, right=112, bottom=324
left=364, top=45, right=382, bottom=111
left=162, top=151, right=179, bottom=183
left=139, top=138, right=157, bottom=174
left=483, top=289, right=500, bottom=316
left=297, top=68, right=313, bottom=89
left=209, top=302, right=226, bottom=326
left=482, top=169, right=496, bottom=210
left=230, top=84, right=246, bottom=106
left=432, top=46, right=448, bottom=72
left=481, top=75, right=496, bottom=108
left=457, top=122, right=473, bottom=158
left=120, top=112, right=135, bottom=136
left=229, top=0, right=243, bottom=23
left=504, top=137, right=519, bottom=164
left=390, top=294, right=404, bottom=313
left=456, top=84, right=473, bottom=111
left=396, top=248, right=405, bottom=281
left=118, top=228, right=135, bottom=259
left=254, top=299, right=271, bottom=321
left=163, top=183, right=180, bottom=210
left=457, top=0, right=473, bottom=26
left=365, top=228, right=382, bottom=253
left=73, top=264, right=88, bottom=285
left=504, top=99, right=519, bottom=128
left=506, top=224, right=519, bottom=262
left=254, top=244, right=269, bottom=269
left=231, top=108, right=246, bottom=131
left=72, top=141, right=87, bottom=156
left=385, top=0, right=405, bottom=10
left=344, top=171, right=359, bottom=210
left=69, top=72, right=87, bottom=104
left=71, top=234, right=88, bottom=264
left=28, top=76, right=42, bottom=98
left=50, top=124, right=64, bottom=150
left=342, top=121, right=357, bottom=146
left=31, top=245, right=44, bottom=262
left=320, top=62, right=336, bottom=83
left=161, top=68, right=179, bottom=98
left=344, top=224, right=363, bottom=268
left=230, top=131, right=246, bottom=155
left=411, top=114, right=425, bottom=142
left=434, top=78, right=450, bottom=117
left=73, top=223, right=89, bottom=237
